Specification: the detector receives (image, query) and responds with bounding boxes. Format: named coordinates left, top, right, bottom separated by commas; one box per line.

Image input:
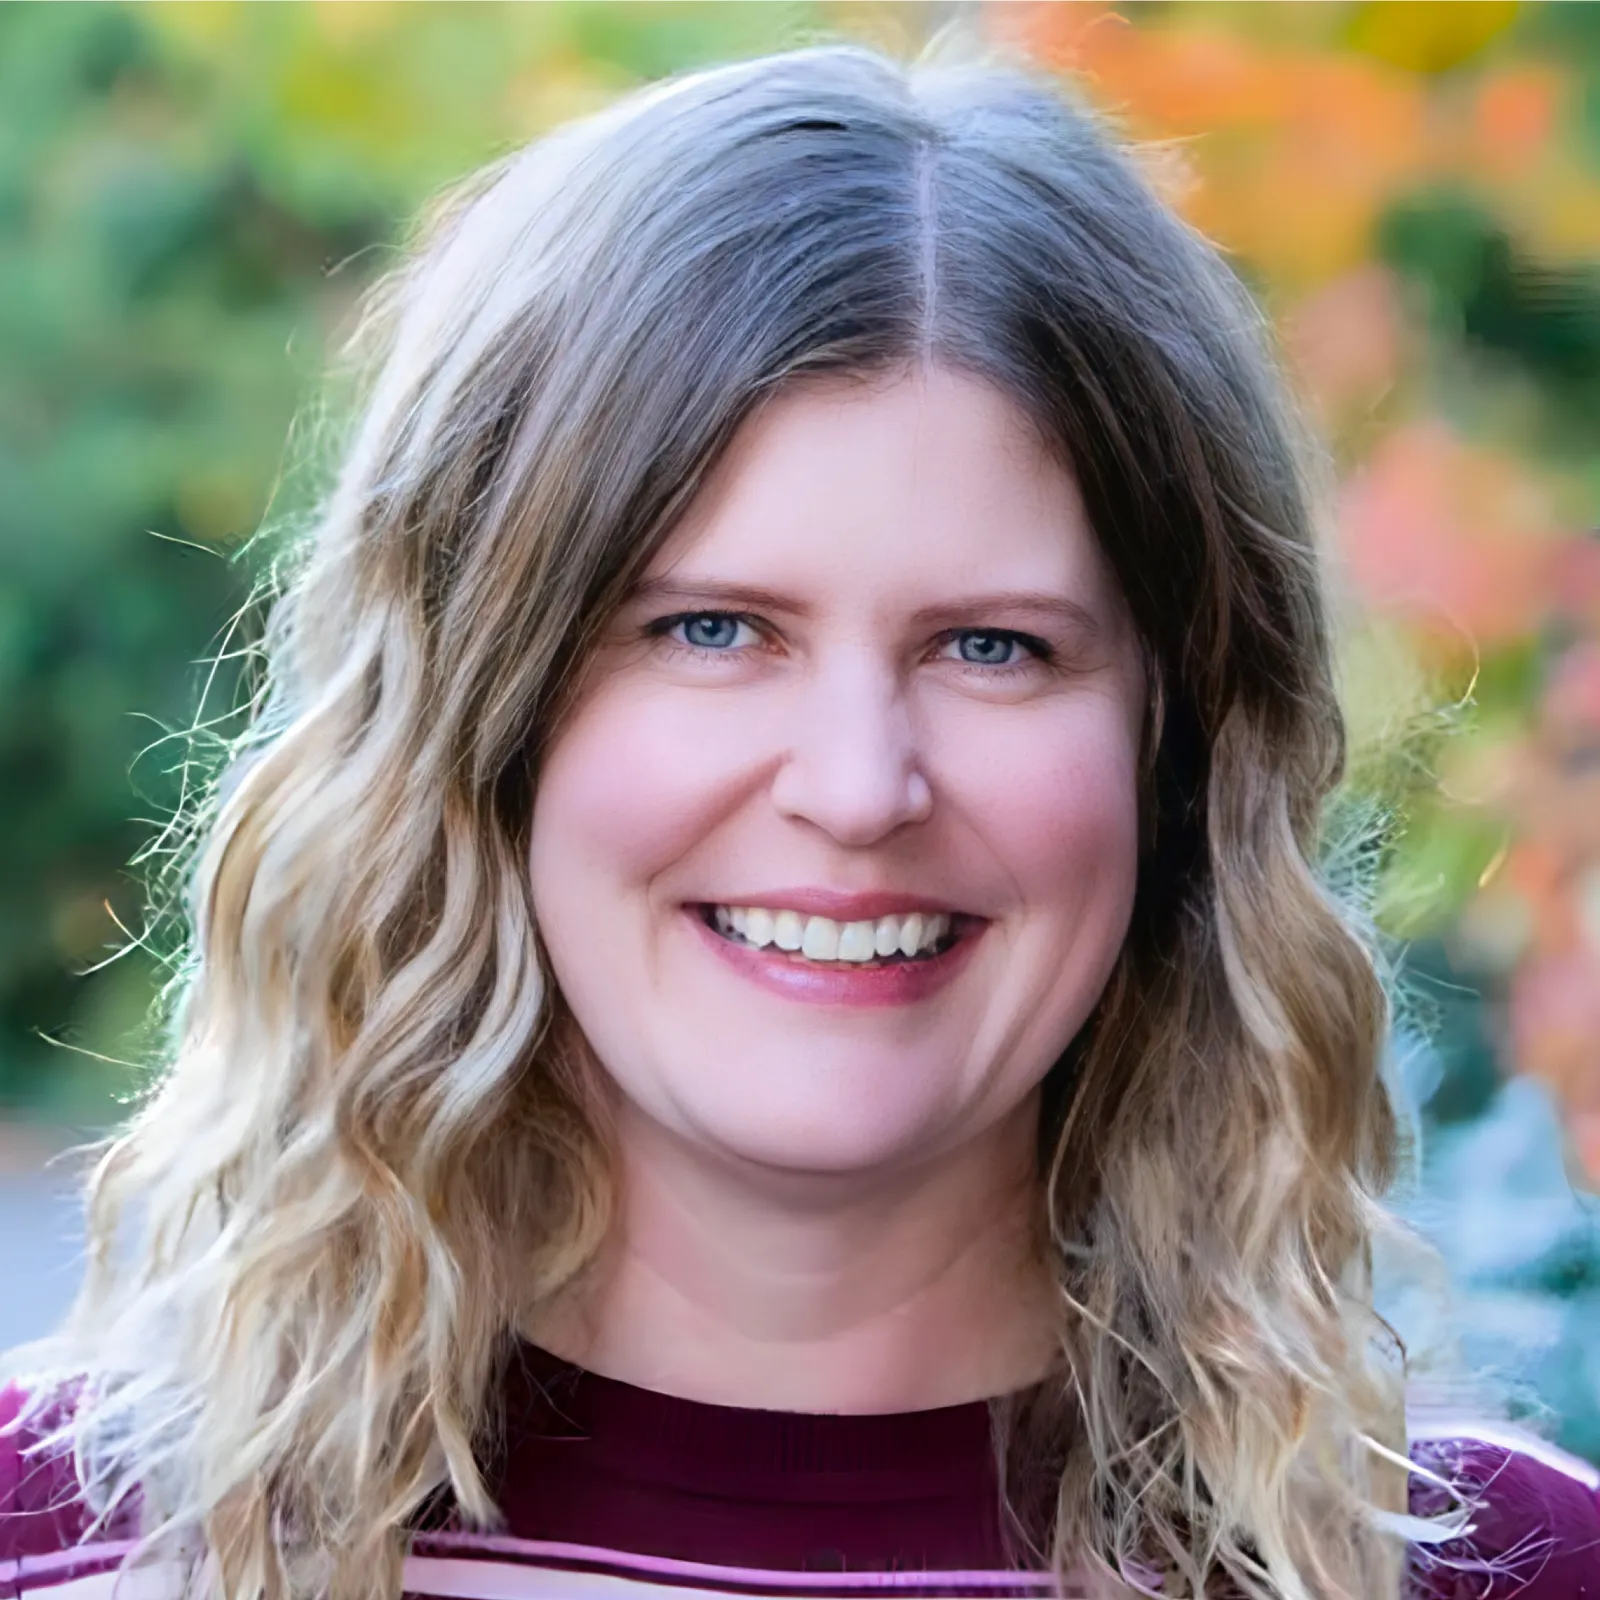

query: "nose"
left=769, top=659, right=933, bottom=846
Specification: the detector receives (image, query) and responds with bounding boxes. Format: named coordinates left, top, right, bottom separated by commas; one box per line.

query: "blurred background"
left=1, top=0, right=1597, bottom=1456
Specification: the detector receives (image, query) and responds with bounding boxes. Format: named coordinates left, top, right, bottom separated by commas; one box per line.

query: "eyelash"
left=645, top=611, right=1057, bottom=679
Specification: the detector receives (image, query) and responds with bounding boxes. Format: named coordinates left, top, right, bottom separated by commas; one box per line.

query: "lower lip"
left=686, top=910, right=985, bottom=1008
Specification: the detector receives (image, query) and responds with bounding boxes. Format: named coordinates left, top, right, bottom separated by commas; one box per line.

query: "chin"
left=660, top=1071, right=954, bottom=1178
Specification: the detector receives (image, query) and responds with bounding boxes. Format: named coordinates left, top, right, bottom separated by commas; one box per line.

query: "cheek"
left=942, top=700, right=1142, bottom=920
left=531, top=686, right=755, bottom=900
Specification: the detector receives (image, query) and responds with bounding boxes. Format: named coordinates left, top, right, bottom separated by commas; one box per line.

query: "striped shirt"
left=4, top=1342, right=1597, bottom=1598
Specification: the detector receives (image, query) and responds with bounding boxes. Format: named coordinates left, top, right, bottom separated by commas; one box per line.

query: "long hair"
left=13, top=42, right=1410, bottom=1600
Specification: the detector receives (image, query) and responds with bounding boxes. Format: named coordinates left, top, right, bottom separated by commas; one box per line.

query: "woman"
left=3, top=42, right=1597, bottom=1600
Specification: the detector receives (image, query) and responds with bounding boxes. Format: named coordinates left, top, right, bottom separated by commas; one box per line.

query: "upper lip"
left=695, top=888, right=973, bottom=921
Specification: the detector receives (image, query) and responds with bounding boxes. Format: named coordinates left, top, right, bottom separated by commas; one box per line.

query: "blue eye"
left=648, top=611, right=759, bottom=655
left=953, top=631, right=1019, bottom=666
left=679, top=614, right=742, bottom=650
left=940, top=630, right=1047, bottom=670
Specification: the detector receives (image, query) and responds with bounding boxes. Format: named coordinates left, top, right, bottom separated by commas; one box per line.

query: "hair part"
left=12, top=40, right=1414, bottom=1600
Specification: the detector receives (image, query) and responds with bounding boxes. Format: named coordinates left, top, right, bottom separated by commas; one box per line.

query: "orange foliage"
left=1545, top=642, right=1600, bottom=731
left=1512, top=952, right=1600, bottom=1179
left=1470, top=65, right=1563, bottom=183
left=1337, top=422, right=1566, bottom=651
left=1074, top=24, right=1298, bottom=136
left=1190, top=59, right=1431, bottom=285
left=1493, top=648, right=1600, bottom=1170
left=994, top=0, right=1599, bottom=1167
left=1504, top=839, right=1584, bottom=956
left=991, top=2, right=1123, bottom=77
left=999, top=7, right=1433, bottom=287
left=1283, top=263, right=1405, bottom=423
left=996, top=2, right=1587, bottom=280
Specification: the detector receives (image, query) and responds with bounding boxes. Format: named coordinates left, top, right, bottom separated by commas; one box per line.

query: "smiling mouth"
left=696, top=904, right=973, bottom=967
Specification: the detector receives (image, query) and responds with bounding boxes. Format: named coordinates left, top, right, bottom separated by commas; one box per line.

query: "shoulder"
left=1407, top=1425, right=1600, bottom=1598
left=0, top=1380, right=105, bottom=1564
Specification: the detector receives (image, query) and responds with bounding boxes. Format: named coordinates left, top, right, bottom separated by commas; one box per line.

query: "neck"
left=523, top=1091, right=1060, bottom=1414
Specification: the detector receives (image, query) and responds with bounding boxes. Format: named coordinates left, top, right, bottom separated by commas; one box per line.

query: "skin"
left=526, top=365, right=1146, bottom=1412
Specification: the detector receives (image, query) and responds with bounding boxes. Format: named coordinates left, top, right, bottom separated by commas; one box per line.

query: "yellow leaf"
left=1345, top=1, right=1521, bottom=75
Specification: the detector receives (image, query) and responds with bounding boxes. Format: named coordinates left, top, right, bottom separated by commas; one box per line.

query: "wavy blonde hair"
left=14, top=41, right=1417, bottom=1600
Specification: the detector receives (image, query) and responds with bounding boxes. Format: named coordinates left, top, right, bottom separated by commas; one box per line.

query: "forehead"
left=650, top=367, right=1116, bottom=612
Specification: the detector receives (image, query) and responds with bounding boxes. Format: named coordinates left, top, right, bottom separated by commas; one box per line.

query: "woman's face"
left=530, top=366, right=1145, bottom=1177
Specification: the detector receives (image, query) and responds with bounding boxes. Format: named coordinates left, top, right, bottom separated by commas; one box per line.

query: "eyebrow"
left=624, top=577, right=1105, bottom=636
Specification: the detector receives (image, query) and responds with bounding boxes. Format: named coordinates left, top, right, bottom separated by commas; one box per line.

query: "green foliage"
left=1379, top=190, right=1600, bottom=450
left=0, top=0, right=828, bottom=1112
left=0, top=3, right=293, bottom=1109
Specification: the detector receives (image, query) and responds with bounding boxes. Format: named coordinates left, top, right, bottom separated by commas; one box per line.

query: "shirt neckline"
left=505, top=1337, right=1005, bottom=1496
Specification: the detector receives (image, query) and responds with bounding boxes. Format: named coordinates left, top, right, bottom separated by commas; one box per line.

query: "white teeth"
left=709, top=904, right=954, bottom=963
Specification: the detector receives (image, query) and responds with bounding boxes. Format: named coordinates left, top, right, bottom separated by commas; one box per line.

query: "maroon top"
left=3, top=1342, right=1598, bottom=1597
left=489, top=1340, right=1015, bottom=1572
